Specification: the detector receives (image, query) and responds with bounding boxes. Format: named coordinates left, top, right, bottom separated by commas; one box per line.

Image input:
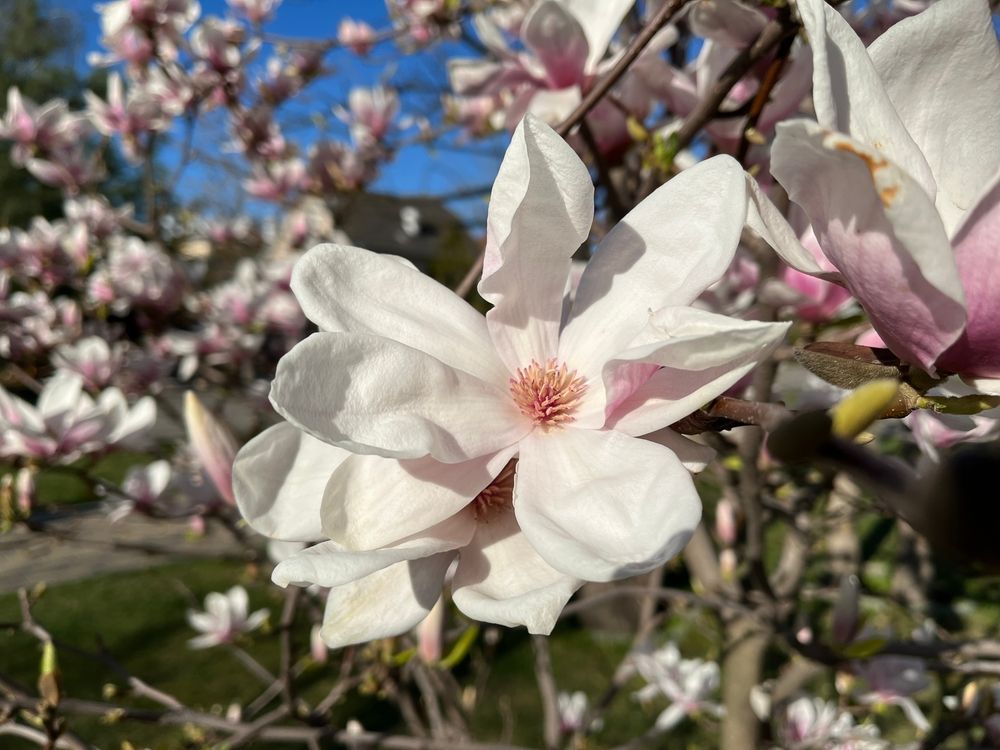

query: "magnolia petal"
left=938, top=171, right=1000, bottom=378
left=480, top=115, right=593, bottom=371
left=322, top=449, right=514, bottom=550
left=38, top=371, right=85, bottom=423
left=867, top=0, right=1000, bottom=233
left=318, top=553, right=455, bottom=649
left=453, top=505, right=581, bottom=633
left=564, top=0, right=635, bottom=71
left=772, top=120, right=965, bottom=372
left=605, top=308, right=790, bottom=435
left=794, top=0, right=935, bottom=198
left=642, top=428, right=716, bottom=473
left=560, top=155, right=746, bottom=425
left=515, top=428, right=701, bottom=582
left=233, top=422, right=350, bottom=542
left=523, top=86, right=582, bottom=125
left=273, top=515, right=473, bottom=589
left=448, top=58, right=506, bottom=96
left=522, top=1, right=589, bottom=87
left=184, top=392, right=236, bottom=505
left=689, top=0, right=767, bottom=47
left=290, top=244, right=505, bottom=385
left=270, top=332, right=527, bottom=463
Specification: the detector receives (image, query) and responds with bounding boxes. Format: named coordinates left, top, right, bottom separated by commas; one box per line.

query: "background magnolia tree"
left=2, top=0, right=1000, bottom=748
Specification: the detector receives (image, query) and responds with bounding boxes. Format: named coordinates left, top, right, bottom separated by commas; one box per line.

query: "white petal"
left=867, top=0, right=1000, bottom=234
left=642, top=428, right=715, bottom=473
left=515, top=429, right=702, bottom=582
left=38, top=371, right=85, bottom=422
left=559, top=155, right=746, bottom=424
left=322, top=449, right=515, bottom=550
left=565, top=0, right=636, bottom=71
left=794, top=0, right=936, bottom=198
left=772, top=120, right=964, bottom=372
left=479, top=115, right=593, bottom=371
left=233, top=422, right=350, bottom=542
left=273, top=513, right=474, bottom=589
left=270, top=332, right=527, bottom=463
left=318, top=553, right=455, bottom=649
left=745, top=174, right=838, bottom=278
left=290, top=244, right=505, bottom=385
left=227, top=586, right=249, bottom=621
left=452, top=505, right=580, bottom=634
left=654, top=703, right=689, bottom=731
left=605, top=307, right=790, bottom=435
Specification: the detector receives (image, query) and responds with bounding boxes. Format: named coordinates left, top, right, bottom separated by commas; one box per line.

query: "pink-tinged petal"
left=453, top=504, right=581, bottom=634
left=560, top=155, right=747, bottom=425
left=448, top=58, right=506, bottom=96
left=604, top=307, right=790, bottom=435
left=522, top=1, right=589, bottom=87
left=523, top=86, right=583, bottom=126
left=184, top=392, right=237, bottom=505
left=746, top=175, right=838, bottom=279
left=642, top=427, right=716, bottom=473
left=938, top=172, right=1000, bottom=377
left=514, top=428, right=701, bottom=582
left=867, top=0, right=1000, bottom=233
left=480, top=115, right=593, bottom=371
left=273, top=514, right=474, bottom=589
left=322, top=448, right=515, bottom=550
left=794, top=0, right=936, bottom=198
left=772, top=121, right=965, bottom=372
left=689, top=0, right=768, bottom=46
left=233, top=422, right=350, bottom=542
left=269, top=332, right=527, bottom=463
left=564, top=0, right=635, bottom=71
left=318, top=553, right=456, bottom=649
left=37, top=371, right=85, bottom=424
left=291, top=244, right=506, bottom=386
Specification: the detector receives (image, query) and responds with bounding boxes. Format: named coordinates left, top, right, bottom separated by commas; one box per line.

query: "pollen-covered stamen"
left=472, top=459, right=516, bottom=522
left=510, top=358, right=587, bottom=428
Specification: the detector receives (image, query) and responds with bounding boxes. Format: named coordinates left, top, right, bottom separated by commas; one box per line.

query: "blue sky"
left=56, top=0, right=505, bottom=225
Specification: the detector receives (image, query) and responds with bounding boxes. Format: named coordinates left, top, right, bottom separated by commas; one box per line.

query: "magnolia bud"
left=15, top=466, right=36, bottom=516
left=831, top=574, right=860, bottom=647
left=715, top=498, right=738, bottom=546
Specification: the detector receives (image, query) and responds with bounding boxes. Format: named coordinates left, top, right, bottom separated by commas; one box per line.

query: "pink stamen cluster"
left=472, top=459, right=516, bottom=522
left=509, top=358, right=587, bottom=428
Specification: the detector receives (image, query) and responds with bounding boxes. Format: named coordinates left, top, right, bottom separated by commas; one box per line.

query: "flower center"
left=509, top=358, right=587, bottom=428
left=472, top=459, right=516, bottom=522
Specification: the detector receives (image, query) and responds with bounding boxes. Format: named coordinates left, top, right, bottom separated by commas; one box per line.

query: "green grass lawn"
left=0, top=558, right=704, bottom=749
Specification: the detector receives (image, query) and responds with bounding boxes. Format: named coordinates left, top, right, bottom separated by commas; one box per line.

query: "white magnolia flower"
left=106, top=459, right=172, bottom=522
left=778, top=696, right=886, bottom=750
left=0, top=371, right=155, bottom=463
left=234, top=115, right=787, bottom=646
left=631, top=643, right=723, bottom=730
left=853, top=656, right=931, bottom=732
left=186, top=585, right=268, bottom=649
left=558, top=690, right=601, bottom=733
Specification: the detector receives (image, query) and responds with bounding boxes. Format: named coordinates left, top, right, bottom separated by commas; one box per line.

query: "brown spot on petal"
left=832, top=141, right=899, bottom=208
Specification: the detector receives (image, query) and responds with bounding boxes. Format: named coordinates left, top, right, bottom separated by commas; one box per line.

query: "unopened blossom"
left=0, top=372, right=155, bottom=464
left=754, top=0, right=1000, bottom=386
left=631, top=643, right=723, bottom=730
left=337, top=18, right=376, bottom=55
left=235, top=116, right=773, bottom=645
left=778, top=696, right=885, bottom=750
left=186, top=585, right=268, bottom=649
left=184, top=392, right=238, bottom=506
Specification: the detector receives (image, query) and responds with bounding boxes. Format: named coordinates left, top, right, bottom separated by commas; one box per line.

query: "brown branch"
left=555, top=0, right=689, bottom=138
left=530, top=636, right=561, bottom=750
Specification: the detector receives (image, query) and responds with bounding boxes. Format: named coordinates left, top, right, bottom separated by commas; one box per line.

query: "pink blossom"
left=337, top=18, right=376, bottom=56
